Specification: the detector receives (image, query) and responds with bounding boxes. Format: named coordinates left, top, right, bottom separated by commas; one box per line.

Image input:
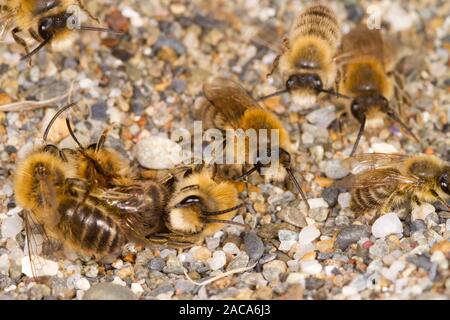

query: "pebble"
left=324, top=160, right=349, bottom=180
left=371, top=213, right=403, bottom=238
left=90, top=102, right=108, bottom=120
left=278, top=230, right=298, bottom=242
left=222, top=242, right=240, bottom=255
left=300, top=260, right=322, bottom=275
left=135, top=136, right=184, bottom=169
left=285, top=273, right=305, bottom=286
left=262, top=260, right=286, bottom=282
left=322, top=187, right=340, bottom=207
left=83, top=283, right=137, bottom=300
left=175, top=279, right=195, bottom=294
left=305, top=105, right=336, bottom=128
left=307, top=198, right=329, bottom=209
left=308, top=208, right=329, bottom=222
left=411, top=203, right=436, bottom=221
left=148, top=257, right=165, bottom=271
left=298, top=226, right=320, bottom=245
left=0, top=254, right=9, bottom=275
left=163, top=255, right=184, bottom=275
left=277, top=207, right=307, bottom=228
left=369, top=239, right=389, bottom=257
left=336, top=225, right=371, bottom=250
left=1, top=214, right=22, bottom=239
left=21, top=256, right=58, bottom=277
left=75, top=278, right=91, bottom=291
left=243, top=232, right=264, bottom=261
left=205, top=236, right=221, bottom=251
left=410, top=219, right=427, bottom=232
left=190, top=246, right=212, bottom=262
left=226, top=253, right=250, bottom=271
left=371, top=142, right=397, bottom=153
left=131, top=283, right=144, bottom=297
left=337, top=193, right=351, bottom=208
left=407, top=254, right=432, bottom=271
left=207, top=251, right=226, bottom=271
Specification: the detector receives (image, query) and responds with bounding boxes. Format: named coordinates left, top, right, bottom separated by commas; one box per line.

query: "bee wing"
left=337, top=26, right=385, bottom=67
left=334, top=167, right=419, bottom=189
left=202, top=77, right=262, bottom=129
left=340, top=153, right=412, bottom=174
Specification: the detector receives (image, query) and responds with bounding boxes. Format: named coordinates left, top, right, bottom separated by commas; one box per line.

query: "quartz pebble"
left=298, top=226, right=320, bottom=245
left=371, top=213, right=403, bottom=238
left=411, top=203, right=436, bottom=221
left=222, top=242, right=240, bottom=255
left=1, top=213, right=23, bottom=238
left=262, top=260, right=286, bottom=282
left=207, top=251, right=226, bottom=270
left=135, top=136, right=184, bottom=169
left=300, top=260, right=322, bottom=275
left=337, top=193, right=351, bottom=208
left=336, top=225, right=371, bottom=250
left=307, top=198, right=329, bottom=209
left=75, top=278, right=91, bottom=291
left=83, top=283, right=137, bottom=300
left=324, top=160, right=349, bottom=179
left=21, top=256, right=58, bottom=277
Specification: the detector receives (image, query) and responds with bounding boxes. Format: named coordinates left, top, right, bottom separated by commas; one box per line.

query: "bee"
left=260, top=3, right=345, bottom=106
left=202, top=77, right=310, bottom=209
left=334, top=153, right=450, bottom=216
left=148, top=165, right=246, bottom=247
left=1, top=0, right=121, bottom=61
left=337, top=25, right=419, bottom=156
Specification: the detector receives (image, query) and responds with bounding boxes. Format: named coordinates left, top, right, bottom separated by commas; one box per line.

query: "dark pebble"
left=410, top=219, right=427, bottom=232
left=149, top=284, right=174, bottom=296
left=148, top=257, right=165, bottom=271
left=90, top=101, right=108, bottom=120
left=170, top=79, right=187, bottom=93
left=407, top=254, right=432, bottom=271
left=244, top=232, right=264, bottom=261
left=425, top=212, right=440, bottom=225
left=111, top=48, right=133, bottom=62
left=335, top=225, right=371, bottom=251
left=153, top=37, right=186, bottom=56
left=305, top=277, right=325, bottom=290
left=4, top=145, right=17, bottom=154
left=322, top=187, right=340, bottom=207
left=345, top=3, right=365, bottom=22
left=317, top=252, right=333, bottom=261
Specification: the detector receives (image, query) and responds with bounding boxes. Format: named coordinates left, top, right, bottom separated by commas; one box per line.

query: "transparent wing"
left=340, top=153, right=412, bottom=174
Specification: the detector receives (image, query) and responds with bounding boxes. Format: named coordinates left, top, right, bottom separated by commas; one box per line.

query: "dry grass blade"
left=0, top=93, right=69, bottom=112
left=183, top=263, right=257, bottom=286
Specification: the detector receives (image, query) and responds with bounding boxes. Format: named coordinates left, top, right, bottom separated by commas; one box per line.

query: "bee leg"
left=76, top=0, right=100, bottom=23
left=28, top=28, right=40, bottom=42
left=12, top=27, right=31, bottom=65
left=267, top=54, right=280, bottom=77
left=349, top=116, right=366, bottom=157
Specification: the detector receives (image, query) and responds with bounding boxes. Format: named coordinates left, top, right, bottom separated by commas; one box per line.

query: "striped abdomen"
left=57, top=198, right=125, bottom=257
left=291, top=4, right=340, bottom=52
left=350, top=185, right=397, bottom=215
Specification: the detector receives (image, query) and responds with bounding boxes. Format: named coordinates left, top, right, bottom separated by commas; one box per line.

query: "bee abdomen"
left=350, top=186, right=394, bottom=214
left=59, top=199, right=125, bottom=256
left=292, top=4, right=340, bottom=48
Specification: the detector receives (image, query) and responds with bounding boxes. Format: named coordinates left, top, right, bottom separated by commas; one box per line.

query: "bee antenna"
left=201, top=203, right=245, bottom=216
left=350, top=116, right=367, bottom=157
left=76, top=25, right=124, bottom=35
left=21, top=37, right=52, bottom=61
left=256, top=88, right=289, bottom=101
left=319, top=89, right=352, bottom=100
left=286, top=167, right=310, bottom=210
left=386, top=109, right=420, bottom=143
left=235, top=163, right=262, bottom=181
left=43, top=102, right=76, bottom=141
left=205, top=218, right=248, bottom=230
left=65, top=118, right=84, bottom=150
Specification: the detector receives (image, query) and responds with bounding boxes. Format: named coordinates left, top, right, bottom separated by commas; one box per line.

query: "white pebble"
left=2, top=184, right=13, bottom=197
left=446, top=219, right=450, bottom=231
left=342, top=285, right=358, bottom=296
left=337, top=193, right=351, bottom=208
left=75, top=278, right=91, bottom=291
left=135, top=136, right=184, bottom=169
left=1, top=213, right=23, bottom=238
left=112, top=276, right=127, bottom=286
left=371, top=213, right=403, bottom=238
left=21, top=256, right=58, bottom=277
left=371, top=142, right=397, bottom=153
left=300, top=260, right=322, bottom=275
left=0, top=254, right=10, bottom=275
left=307, top=198, right=329, bottom=209
left=298, top=226, right=320, bottom=244
left=79, top=78, right=94, bottom=89
left=278, top=230, right=298, bottom=242
left=222, top=242, right=240, bottom=255
left=131, top=283, right=144, bottom=296
left=278, top=241, right=297, bottom=252
left=160, top=249, right=177, bottom=258
left=293, top=243, right=315, bottom=260
left=207, top=251, right=226, bottom=271
left=285, top=273, right=305, bottom=286
left=411, top=203, right=435, bottom=221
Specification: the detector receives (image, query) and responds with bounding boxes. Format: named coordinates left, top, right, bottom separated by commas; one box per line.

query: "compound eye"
left=176, top=195, right=201, bottom=208
left=313, top=78, right=323, bottom=90
left=440, top=172, right=450, bottom=194
left=38, top=17, right=53, bottom=38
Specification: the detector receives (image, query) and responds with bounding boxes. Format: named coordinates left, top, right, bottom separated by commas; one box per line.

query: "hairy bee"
left=338, top=25, right=419, bottom=156
left=334, top=153, right=450, bottom=216
left=1, top=0, right=120, bottom=60
left=260, top=3, right=344, bottom=106
left=202, top=77, right=309, bottom=209
left=148, top=165, right=245, bottom=247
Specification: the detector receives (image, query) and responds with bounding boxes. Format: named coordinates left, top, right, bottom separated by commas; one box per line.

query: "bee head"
left=286, top=73, right=323, bottom=93
left=439, top=168, right=450, bottom=195
left=38, top=12, right=72, bottom=39
left=351, top=94, right=388, bottom=122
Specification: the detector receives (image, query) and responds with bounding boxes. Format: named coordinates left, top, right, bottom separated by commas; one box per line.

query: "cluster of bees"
left=1, top=1, right=449, bottom=274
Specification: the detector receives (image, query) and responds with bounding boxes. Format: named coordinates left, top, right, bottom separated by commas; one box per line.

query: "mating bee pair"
left=14, top=104, right=245, bottom=262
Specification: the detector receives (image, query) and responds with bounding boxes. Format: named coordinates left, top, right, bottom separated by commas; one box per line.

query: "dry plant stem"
left=183, top=263, right=257, bottom=286
left=0, top=94, right=68, bottom=112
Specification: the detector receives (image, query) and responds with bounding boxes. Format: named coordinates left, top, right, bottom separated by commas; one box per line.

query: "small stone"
left=277, top=207, right=307, bottom=228
left=371, top=213, right=403, bottom=238
left=300, top=260, right=322, bottom=275
left=338, top=193, right=351, bottom=208
left=336, top=225, right=371, bottom=250
left=305, top=105, right=336, bottom=128
left=222, top=242, right=240, bottom=255
left=244, top=232, right=264, bottom=261
left=293, top=243, right=315, bottom=260
left=163, top=255, right=184, bottom=274
left=369, top=239, right=389, bottom=257
left=316, top=240, right=334, bottom=253
left=325, top=160, right=349, bottom=179
left=298, top=226, right=320, bottom=245
left=205, top=236, right=221, bottom=251
left=226, top=252, right=250, bottom=271
left=75, top=278, right=91, bottom=291
left=83, top=283, right=137, bottom=300
left=322, top=187, right=340, bottom=207
left=0, top=254, right=10, bottom=275
left=285, top=273, right=305, bottom=286
left=207, top=251, right=226, bottom=271
left=148, top=257, right=165, bottom=271
left=407, top=254, right=432, bottom=271
left=308, top=208, right=329, bottom=222
left=90, top=102, right=108, bottom=120
left=1, top=213, right=23, bottom=238
left=21, top=256, right=58, bottom=277
left=371, top=143, right=397, bottom=153
left=307, top=198, right=329, bottom=209
left=278, top=230, right=298, bottom=242
left=411, top=203, right=435, bottom=221
left=410, top=219, right=427, bottom=232
left=135, top=136, right=184, bottom=169
left=262, top=260, right=286, bottom=282
left=335, top=215, right=350, bottom=227
left=190, top=247, right=212, bottom=262
left=131, top=283, right=144, bottom=297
